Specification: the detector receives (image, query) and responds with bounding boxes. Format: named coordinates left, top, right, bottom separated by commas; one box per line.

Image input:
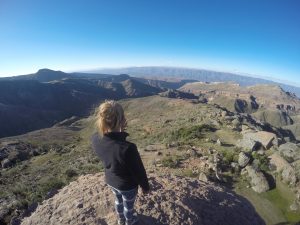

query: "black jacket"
left=91, top=132, right=150, bottom=191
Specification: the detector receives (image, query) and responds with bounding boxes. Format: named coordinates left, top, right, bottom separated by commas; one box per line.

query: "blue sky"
left=0, top=0, right=299, bottom=85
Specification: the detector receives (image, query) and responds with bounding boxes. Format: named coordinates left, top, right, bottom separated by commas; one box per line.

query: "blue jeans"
left=110, top=186, right=138, bottom=223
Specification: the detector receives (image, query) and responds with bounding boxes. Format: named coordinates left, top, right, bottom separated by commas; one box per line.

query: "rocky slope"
left=21, top=173, right=265, bottom=225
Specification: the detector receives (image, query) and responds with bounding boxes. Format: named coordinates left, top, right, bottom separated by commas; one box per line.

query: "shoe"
left=125, top=215, right=139, bottom=225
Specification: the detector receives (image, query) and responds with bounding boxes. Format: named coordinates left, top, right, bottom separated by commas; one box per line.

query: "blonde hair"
left=95, top=100, right=125, bottom=136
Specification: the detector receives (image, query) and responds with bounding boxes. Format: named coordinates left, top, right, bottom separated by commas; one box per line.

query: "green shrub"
left=161, top=156, right=180, bottom=168
left=221, top=149, right=239, bottom=165
left=169, top=124, right=216, bottom=141
left=252, top=152, right=270, bottom=171
left=65, top=169, right=78, bottom=178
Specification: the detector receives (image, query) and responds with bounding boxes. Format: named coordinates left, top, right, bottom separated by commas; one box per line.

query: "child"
left=91, top=100, right=150, bottom=225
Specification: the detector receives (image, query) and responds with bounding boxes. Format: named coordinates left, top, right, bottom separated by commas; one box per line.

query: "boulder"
left=221, top=111, right=228, bottom=118
left=269, top=152, right=297, bottom=185
left=232, top=118, right=241, bottom=127
left=236, top=138, right=260, bottom=151
left=243, top=131, right=277, bottom=149
left=198, top=172, right=209, bottom=182
left=279, top=142, right=300, bottom=162
left=290, top=201, right=299, bottom=211
left=281, top=167, right=297, bottom=185
left=238, top=152, right=251, bottom=167
left=241, top=125, right=252, bottom=133
left=245, top=165, right=270, bottom=193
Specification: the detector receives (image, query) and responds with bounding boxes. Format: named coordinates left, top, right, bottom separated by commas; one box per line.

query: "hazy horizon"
left=2, top=65, right=300, bottom=88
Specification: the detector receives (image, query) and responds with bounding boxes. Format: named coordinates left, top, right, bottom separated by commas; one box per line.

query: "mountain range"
left=0, top=69, right=197, bottom=138
left=86, top=66, right=300, bottom=97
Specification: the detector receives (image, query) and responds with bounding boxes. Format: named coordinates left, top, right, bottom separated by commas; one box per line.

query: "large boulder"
left=245, top=165, right=270, bottom=193
left=279, top=142, right=300, bottom=162
left=269, top=152, right=297, bottom=185
left=243, top=131, right=277, bottom=149
left=21, top=173, right=265, bottom=225
left=236, top=138, right=260, bottom=151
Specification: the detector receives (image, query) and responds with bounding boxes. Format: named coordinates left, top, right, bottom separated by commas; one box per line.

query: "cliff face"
left=21, top=173, right=265, bottom=225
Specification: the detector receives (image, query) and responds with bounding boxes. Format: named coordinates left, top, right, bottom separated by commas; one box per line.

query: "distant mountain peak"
left=36, top=68, right=57, bottom=73
left=34, top=69, right=69, bottom=82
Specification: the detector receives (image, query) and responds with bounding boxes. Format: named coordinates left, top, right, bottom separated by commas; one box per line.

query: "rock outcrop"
left=21, top=173, right=265, bottom=225
left=159, top=89, right=198, bottom=100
